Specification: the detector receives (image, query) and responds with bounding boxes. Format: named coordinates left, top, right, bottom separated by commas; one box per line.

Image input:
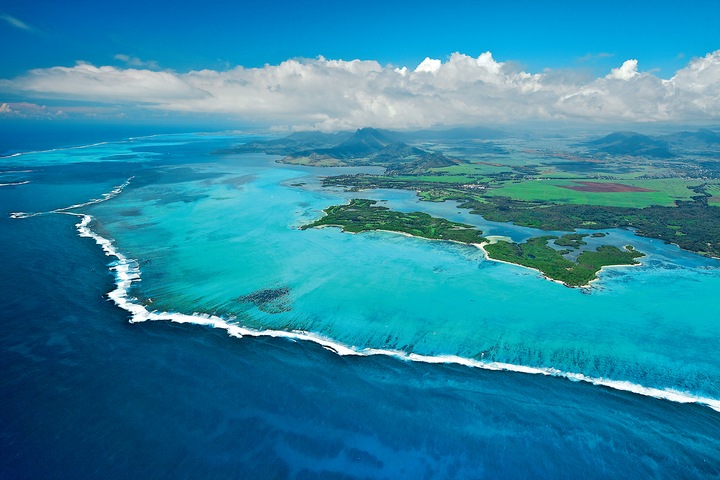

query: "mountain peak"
left=349, top=127, right=394, bottom=143
left=584, top=131, right=672, bottom=158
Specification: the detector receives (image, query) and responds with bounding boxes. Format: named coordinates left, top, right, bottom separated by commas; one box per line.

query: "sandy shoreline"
left=474, top=239, right=571, bottom=287
left=314, top=224, right=641, bottom=289
left=476, top=238, right=642, bottom=288
left=586, top=255, right=643, bottom=287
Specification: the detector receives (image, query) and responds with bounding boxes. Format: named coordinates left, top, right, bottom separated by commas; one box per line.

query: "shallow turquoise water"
left=75, top=133, right=720, bottom=401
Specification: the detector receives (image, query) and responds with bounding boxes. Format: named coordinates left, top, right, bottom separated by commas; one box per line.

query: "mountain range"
left=582, top=129, right=720, bottom=158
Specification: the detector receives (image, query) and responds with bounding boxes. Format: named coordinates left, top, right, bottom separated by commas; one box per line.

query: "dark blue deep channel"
left=1, top=147, right=719, bottom=479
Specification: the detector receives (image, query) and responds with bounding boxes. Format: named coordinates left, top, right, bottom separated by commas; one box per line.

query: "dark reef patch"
left=239, top=286, right=292, bottom=314
left=118, top=207, right=143, bottom=217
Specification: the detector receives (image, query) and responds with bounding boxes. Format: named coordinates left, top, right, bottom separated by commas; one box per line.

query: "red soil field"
left=561, top=182, right=657, bottom=193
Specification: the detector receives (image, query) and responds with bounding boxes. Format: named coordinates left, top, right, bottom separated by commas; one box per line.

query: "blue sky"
left=1, top=0, right=719, bottom=130
left=2, top=0, right=718, bottom=77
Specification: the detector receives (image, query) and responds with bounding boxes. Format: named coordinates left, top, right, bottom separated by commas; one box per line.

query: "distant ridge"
left=215, top=131, right=353, bottom=155
left=581, top=129, right=720, bottom=158
left=583, top=132, right=673, bottom=158
left=660, top=129, right=720, bottom=149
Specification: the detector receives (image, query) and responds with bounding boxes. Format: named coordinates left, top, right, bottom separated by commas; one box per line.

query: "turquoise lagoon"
left=32, top=133, right=715, bottom=407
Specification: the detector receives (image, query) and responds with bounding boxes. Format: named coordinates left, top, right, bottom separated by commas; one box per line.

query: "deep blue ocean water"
left=2, top=132, right=720, bottom=479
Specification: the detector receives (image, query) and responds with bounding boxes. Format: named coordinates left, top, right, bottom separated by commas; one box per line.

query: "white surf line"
left=0, top=141, right=114, bottom=159
left=9, top=177, right=134, bottom=219
left=0, top=132, right=195, bottom=160
left=1, top=130, right=220, bottom=160
left=0, top=181, right=30, bottom=187
left=74, top=213, right=720, bottom=414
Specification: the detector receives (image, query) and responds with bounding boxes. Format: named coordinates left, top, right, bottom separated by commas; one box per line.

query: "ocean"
left=1, top=132, right=719, bottom=479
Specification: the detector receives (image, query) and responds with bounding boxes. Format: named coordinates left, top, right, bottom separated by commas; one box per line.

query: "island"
left=300, top=199, right=487, bottom=244
left=483, top=237, right=643, bottom=287
left=302, top=199, right=645, bottom=288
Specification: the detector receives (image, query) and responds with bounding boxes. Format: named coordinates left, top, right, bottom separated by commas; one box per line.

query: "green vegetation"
left=282, top=156, right=346, bottom=167
left=554, top=233, right=588, bottom=248
left=430, top=163, right=512, bottom=176
left=322, top=174, right=484, bottom=189
left=485, top=179, right=700, bottom=208
left=417, top=189, right=485, bottom=203
left=460, top=197, right=720, bottom=257
left=302, top=199, right=487, bottom=244
left=322, top=174, right=720, bottom=257
left=392, top=175, right=475, bottom=183
left=484, top=237, right=644, bottom=287
left=322, top=175, right=487, bottom=203
left=704, top=183, right=720, bottom=206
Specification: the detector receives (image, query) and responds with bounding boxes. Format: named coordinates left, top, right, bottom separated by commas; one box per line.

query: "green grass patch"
left=703, top=184, right=720, bottom=206
left=431, top=163, right=512, bottom=176
left=392, top=175, right=475, bottom=184
left=618, top=179, right=702, bottom=199
left=485, top=178, right=700, bottom=208
left=554, top=233, right=588, bottom=248
left=418, top=189, right=484, bottom=202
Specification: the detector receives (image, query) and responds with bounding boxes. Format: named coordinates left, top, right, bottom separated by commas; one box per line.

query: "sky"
left=1, top=0, right=720, bottom=132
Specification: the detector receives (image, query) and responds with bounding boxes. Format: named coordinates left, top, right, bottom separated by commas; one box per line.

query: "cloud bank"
left=2, top=50, right=720, bottom=130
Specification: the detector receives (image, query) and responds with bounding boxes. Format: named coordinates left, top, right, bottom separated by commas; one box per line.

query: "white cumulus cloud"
left=2, top=51, right=720, bottom=129
left=3, top=62, right=209, bottom=103
left=414, top=57, right=442, bottom=74
left=607, top=59, right=639, bottom=80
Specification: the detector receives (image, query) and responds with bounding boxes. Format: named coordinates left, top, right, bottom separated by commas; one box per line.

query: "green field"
left=283, top=156, right=346, bottom=167
left=485, top=178, right=701, bottom=208
left=417, top=189, right=485, bottom=202
left=704, top=183, right=720, bottom=206
left=392, top=175, right=476, bottom=184
left=430, top=163, right=513, bottom=176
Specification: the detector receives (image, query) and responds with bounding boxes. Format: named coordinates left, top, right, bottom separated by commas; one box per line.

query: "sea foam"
left=9, top=177, right=133, bottom=219
left=0, top=181, right=30, bottom=187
